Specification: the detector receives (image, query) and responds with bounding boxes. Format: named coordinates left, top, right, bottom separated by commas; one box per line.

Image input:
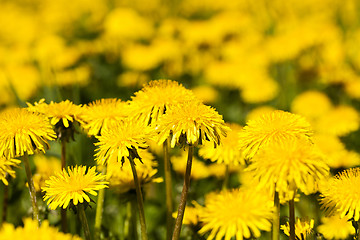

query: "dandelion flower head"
left=0, top=108, right=56, bottom=158
left=0, top=157, right=20, bottom=185
left=281, top=218, right=314, bottom=240
left=80, top=98, right=130, bottom=136
left=27, top=99, right=84, bottom=129
left=239, top=110, right=313, bottom=160
left=130, top=79, right=196, bottom=125
left=247, top=138, right=329, bottom=202
left=94, top=119, right=152, bottom=166
left=198, top=188, right=274, bottom=240
left=320, top=167, right=360, bottom=221
left=317, top=215, right=355, bottom=239
left=42, top=165, right=108, bottom=210
left=156, top=101, right=229, bottom=148
left=199, top=123, right=245, bottom=165
left=0, top=218, right=82, bottom=240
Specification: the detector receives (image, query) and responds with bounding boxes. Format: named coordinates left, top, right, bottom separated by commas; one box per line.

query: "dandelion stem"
left=172, top=145, right=194, bottom=240
left=61, top=140, right=68, bottom=233
left=95, top=166, right=107, bottom=240
left=129, top=155, right=148, bottom=240
left=271, top=191, right=280, bottom=240
left=164, top=138, right=173, bottom=240
left=125, top=197, right=139, bottom=240
left=78, top=203, right=91, bottom=240
left=1, top=175, right=9, bottom=225
left=222, top=164, right=229, bottom=190
left=289, top=197, right=296, bottom=240
left=23, top=153, right=40, bottom=225
left=358, top=219, right=360, bottom=240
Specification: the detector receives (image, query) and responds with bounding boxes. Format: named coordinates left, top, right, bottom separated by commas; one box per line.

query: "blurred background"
left=1, top=0, right=360, bottom=239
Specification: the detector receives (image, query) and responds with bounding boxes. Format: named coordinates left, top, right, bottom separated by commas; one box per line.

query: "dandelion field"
left=1, top=0, right=360, bottom=240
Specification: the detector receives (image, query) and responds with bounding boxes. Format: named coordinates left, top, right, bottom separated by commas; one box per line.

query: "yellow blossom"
left=130, top=79, right=196, bottom=125
left=156, top=101, right=229, bottom=148
left=198, top=188, right=274, bottom=240
left=80, top=98, right=130, bottom=136
left=320, top=168, right=360, bottom=221
left=94, top=119, right=152, bottom=165
left=0, top=108, right=56, bottom=158
left=247, top=138, right=329, bottom=202
left=0, top=218, right=82, bottom=240
left=42, top=165, right=108, bottom=210
left=239, top=110, right=313, bottom=160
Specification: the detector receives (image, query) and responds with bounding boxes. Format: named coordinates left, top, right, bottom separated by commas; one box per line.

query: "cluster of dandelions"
left=0, top=79, right=359, bottom=240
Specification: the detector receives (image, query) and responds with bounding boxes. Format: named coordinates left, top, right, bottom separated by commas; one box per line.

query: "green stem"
left=172, top=145, right=194, bottom=240
left=23, top=153, right=40, bottom=225
left=129, top=155, right=148, bottom=240
left=1, top=176, right=9, bottom=226
left=95, top=166, right=107, bottom=240
left=78, top=203, right=91, bottom=240
left=271, top=191, right=280, bottom=240
left=222, top=164, right=229, bottom=190
left=289, top=197, right=296, bottom=240
left=125, top=198, right=139, bottom=240
left=164, top=138, right=173, bottom=240
left=61, top=141, right=68, bottom=233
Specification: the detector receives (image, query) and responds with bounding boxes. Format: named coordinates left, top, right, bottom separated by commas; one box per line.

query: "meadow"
left=1, top=0, right=360, bottom=239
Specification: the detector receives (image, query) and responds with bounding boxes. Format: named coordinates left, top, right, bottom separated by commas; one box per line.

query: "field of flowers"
left=1, top=0, right=360, bottom=239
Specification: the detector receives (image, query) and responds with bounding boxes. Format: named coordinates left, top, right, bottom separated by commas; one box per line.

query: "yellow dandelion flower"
left=317, top=215, right=355, bottom=239
left=247, top=138, right=329, bottom=202
left=0, top=157, right=20, bottom=185
left=0, top=218, right=82, bottom=240
left=106, top=149, right=162, bottom=194
left=291, top=91, right=332, bottom=121
left=245, top=106, right=276, bottom=122
left=27, top=99, right=84, bottom=128
left=156, top=101, right=229, bottom=148
left=42, top=165, right=108, bottom=210
left=0, top=108, right=56, bottom=159
left=130, top=79, right=196, bottom=125
left=281, top=218, right=314, bottom=240
left=314, top=105, right=360, bottom=136
left=80, top=98, right=129, bottom=136
left=32, top=154, right=61, bottom=192
left=171, top=152, right=210, bottom=180
left=199, top=123, right=245, bottom=165
left=239, top=110, right=312, bottom=160
left=320, top=168, right=360, bottom=221
left=94, top=119, right=151, bottom=166
left=198, top=188, right=274, bottom=240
